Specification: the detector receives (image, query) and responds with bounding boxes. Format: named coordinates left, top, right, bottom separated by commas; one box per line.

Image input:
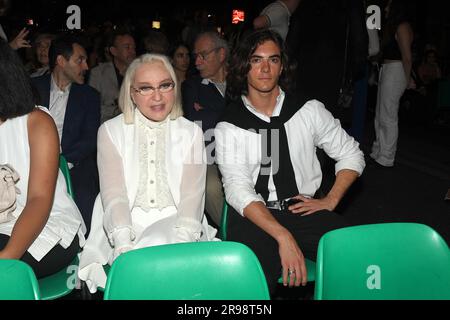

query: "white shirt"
left=215, top=89, right=366, bottom=215
left=261, top=0, right=292, bottom=41
left=49, top=75, right=71, bottom=142
left=241, top=92, right=285, bottom=201
left=201, top=78, right=226, bottom=98
left=0, top=24, right=7, bottom=41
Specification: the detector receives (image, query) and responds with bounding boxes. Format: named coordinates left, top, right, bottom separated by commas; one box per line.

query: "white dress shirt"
left=215, top=89, right=366, bottom=216
left=201, top=78, right=226, bottom=98
left=49, top=75, right=71, bottom=142
left=241, top=93, right=284, bottom=201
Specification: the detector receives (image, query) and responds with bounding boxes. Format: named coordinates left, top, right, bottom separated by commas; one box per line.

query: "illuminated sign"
left=152, top=21, right=161, bottom=29
left=232, top=10, right=245, bottom=24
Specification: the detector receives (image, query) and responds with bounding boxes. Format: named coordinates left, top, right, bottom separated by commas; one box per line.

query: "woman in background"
left=170, top=42, right=191, bottom=85
left=30, top=33, right=55, bottom=77
left=370, top=0, right=413, bottom=167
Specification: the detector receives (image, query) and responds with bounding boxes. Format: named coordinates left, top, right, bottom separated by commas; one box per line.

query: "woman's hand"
left=288, top=195, right=338, bottom=216
left=112, top=245, right=133, bottom=262
left=9, top=28, right=32, bottom=50
left=277, top=232, right=307, bottom=287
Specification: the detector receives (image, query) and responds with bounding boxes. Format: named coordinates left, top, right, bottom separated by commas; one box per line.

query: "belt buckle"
left=266, top=201, right=282, bottom=210
left=280, top=199, right=288, bottom=211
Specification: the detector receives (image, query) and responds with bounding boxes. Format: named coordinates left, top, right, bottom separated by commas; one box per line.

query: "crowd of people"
left=0, top=0, right=447, bottom=299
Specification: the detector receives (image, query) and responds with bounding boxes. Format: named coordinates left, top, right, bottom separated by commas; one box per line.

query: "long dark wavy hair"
left=226, top=29, right=296, bottom=102
left=0, top=39, right=36, bottom=121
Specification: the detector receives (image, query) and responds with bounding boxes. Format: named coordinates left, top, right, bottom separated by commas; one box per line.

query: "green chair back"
left=220, top=201, right=316, bottom=283
left=0, top=260, right=40, bottom=300
left=59, top=155, right=74, bottom=198
left=219, top=201, right=229, bottom=241
left=38, top=256, right=79, bottom=300
left=37, top=155, right=77, bottom=300
left=104, top=241, right=270, bottom=300
left=314, top=223, right=450, bottom=300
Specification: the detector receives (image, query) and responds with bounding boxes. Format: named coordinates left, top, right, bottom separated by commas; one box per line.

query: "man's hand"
left=9, top=28, right=32, bottom=50
left=277, top=232, right=308, bottom=287
left=289, top=169, right=360, bottom=216
left=288, top=195, right=338, bottom=216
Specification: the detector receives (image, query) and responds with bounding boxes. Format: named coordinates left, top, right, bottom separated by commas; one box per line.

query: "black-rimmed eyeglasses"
left=192, top=47, right=221, bottom=61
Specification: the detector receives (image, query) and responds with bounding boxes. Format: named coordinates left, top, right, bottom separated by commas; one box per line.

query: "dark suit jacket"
left=32, top=74, right=101, bottom=233
left=181, top=75, right=226, bottom=134
left=32, top=74, right=100, bottom=165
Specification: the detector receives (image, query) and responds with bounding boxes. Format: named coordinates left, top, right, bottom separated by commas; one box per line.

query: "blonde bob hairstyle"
left=119, top=53, right=184, bottom=124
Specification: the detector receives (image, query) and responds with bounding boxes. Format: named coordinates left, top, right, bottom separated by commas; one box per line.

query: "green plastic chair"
left=220, top=201, right=316, bottom=283
left=38, top=256, right=79, bottom=300
left=37, top=155, right=78, bottom=300
left=59, top=155, right=74, bottom=198
left=104, top=241, right=270, bottom=300
left=314, top=223, right=450, bottom=300
left=0, top=260, right=40, bottom=300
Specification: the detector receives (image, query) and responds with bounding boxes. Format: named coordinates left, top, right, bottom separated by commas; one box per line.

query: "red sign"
left=232, top=10, right=245, bottom=24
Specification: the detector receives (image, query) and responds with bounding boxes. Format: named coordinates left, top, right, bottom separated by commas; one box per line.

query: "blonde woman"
left=78, top=54, right=218, bottom=293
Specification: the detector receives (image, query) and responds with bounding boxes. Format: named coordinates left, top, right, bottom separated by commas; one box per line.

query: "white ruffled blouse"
left=134, top=109, right=175, bottom=211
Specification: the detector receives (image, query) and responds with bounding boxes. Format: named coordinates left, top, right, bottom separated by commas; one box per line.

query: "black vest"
left=221, top=94, right=309, bottom=201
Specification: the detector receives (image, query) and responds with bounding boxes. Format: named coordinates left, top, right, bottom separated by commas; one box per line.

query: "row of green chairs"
left=2, top=222, right=450, bottom=300
left=3, top=166, right=449, bottom=299
left=220, top=201, right=450, bottom=299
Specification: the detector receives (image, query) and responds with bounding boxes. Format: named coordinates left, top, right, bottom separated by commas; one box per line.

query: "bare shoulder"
left=28, top=108, right=55, bottom=128
left=27, top=108, right=58, bottom=139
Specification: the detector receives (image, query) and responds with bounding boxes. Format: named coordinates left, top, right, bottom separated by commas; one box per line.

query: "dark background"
left=2, top=0, right=449, bottom=70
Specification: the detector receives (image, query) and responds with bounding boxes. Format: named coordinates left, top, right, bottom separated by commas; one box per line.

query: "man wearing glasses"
left=181, top=31, right=228, bottom=228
